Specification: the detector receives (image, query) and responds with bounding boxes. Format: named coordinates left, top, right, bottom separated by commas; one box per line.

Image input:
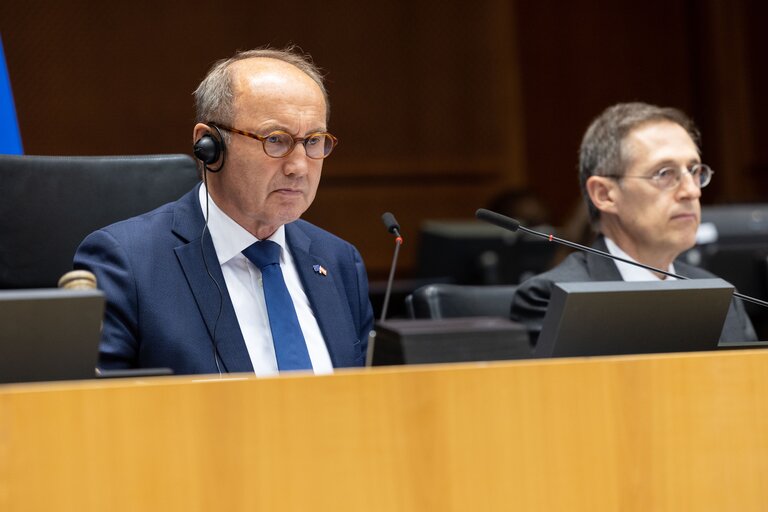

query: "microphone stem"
left=380, top=237, right=402, bottom=322
left=733, top=291, right=768, bottom=308
left=517, top=225, right=768, bottom=308
left=517, top=225, right=681, bottom=279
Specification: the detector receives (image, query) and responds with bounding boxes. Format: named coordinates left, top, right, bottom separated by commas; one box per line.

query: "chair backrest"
left=0, top=154, right=200, bottom=288
left=407, top=283, right=518, bottom=319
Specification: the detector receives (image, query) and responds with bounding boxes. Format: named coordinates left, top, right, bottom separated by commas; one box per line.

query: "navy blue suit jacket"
left=74, top=185, right=374, bottom=374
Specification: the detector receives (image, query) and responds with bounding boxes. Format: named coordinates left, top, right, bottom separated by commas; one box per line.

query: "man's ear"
left=586, top=175, right=620, bottom=215
left=193, top=123, right=211, bottom=143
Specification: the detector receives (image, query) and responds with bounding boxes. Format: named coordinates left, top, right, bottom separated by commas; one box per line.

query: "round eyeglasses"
left=605, top=163, right=714, bottom=190
left=212, top=123, right=338, bottom=160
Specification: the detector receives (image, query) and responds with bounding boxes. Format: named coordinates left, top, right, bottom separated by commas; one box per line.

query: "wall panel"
left=1, top=0, right=764, bottom=279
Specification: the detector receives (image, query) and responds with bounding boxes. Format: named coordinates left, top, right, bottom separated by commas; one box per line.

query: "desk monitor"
left=683, top=204, right=768, bottom=339
left=370, top=317, right=533, bottom=366
left=0, top=288, right=104, bottom=384
left=535, top=279, right=734, bottom=358
left=416, top=220, right=558, bottom=285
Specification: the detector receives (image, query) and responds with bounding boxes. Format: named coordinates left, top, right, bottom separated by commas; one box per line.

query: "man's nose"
left=677, top=170, right=702, bottom=199
left=282, top=143, right=311, bottom=176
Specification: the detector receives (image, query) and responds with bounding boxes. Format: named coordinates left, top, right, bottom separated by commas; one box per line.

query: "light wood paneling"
left=3, top=351, right=768, bottom=511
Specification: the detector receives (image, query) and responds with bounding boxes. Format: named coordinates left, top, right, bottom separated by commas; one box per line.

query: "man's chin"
left=672, top=233, right=698, bottom=256
left=273, top=206, right=309, bottom=226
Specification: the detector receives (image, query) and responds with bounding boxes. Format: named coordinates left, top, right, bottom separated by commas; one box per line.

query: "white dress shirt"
left=604, top=237, right=677, bottom=282
left=198, top=185, right=333, bottom=376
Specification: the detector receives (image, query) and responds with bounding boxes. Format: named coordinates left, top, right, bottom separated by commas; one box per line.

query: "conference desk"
left=2, top=349, right=768, bottom=511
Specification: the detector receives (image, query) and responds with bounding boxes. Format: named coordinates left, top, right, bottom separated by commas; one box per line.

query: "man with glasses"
left=75, top=47, right=374, bottom=375
left=511, top=102, right=756, bottom=343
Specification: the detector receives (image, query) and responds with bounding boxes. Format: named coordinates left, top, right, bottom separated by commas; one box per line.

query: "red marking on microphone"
left=396, top=236, right=404, bottom=245
left=548, top=234, right=553, bottom=241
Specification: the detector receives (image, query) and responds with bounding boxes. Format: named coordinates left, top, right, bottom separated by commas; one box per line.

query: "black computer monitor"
left=535, top=279, right=734, bottom=358
left=416, top=220, right=558, bottom=285
left=0, top=288, right=104, bottom=384
left=369, top=317, right=532, bottom=366
left=682, top=204, right=768, bottom=339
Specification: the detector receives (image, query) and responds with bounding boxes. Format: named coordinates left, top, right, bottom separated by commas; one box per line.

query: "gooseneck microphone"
left=365, top=212, right=405, bottom=367
left=380, top=212, right=404, bottom=322
left=475, top=208, right=768, bottom=309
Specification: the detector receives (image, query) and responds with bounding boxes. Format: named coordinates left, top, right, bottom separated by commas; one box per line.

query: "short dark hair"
left=193, top=46, right=329, bottom=141
left=579, top=102, right=701, bottom=224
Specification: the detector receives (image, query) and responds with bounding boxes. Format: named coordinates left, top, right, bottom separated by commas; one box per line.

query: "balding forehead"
left=226, top=54, right=330, bottom=123
left=230, top=58, right=317, bottom=91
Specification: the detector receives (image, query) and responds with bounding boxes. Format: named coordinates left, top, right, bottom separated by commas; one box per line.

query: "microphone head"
left=475, top=208, right=521, bottom=232
left=381, top=212, right=401, bottom=234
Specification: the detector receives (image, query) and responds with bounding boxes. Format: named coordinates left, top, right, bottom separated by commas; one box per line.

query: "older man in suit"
left=511, top=102, right=756, bottom=344
left=75, top=47, right=373, bottom=375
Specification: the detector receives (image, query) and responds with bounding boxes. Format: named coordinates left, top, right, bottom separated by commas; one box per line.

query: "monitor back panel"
left=536, top=279, right=733, bottom=358
left=0, top=289, right=104, bottom=384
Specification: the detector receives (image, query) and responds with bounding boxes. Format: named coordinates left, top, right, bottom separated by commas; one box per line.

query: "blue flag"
left=0, top=34, right=22, bottom=155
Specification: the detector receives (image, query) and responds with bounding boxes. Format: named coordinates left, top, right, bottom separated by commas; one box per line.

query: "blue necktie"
left=242, top=241, right=312, bottom=371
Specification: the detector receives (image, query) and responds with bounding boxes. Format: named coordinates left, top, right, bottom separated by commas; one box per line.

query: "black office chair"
left=0, top=154, right=200, bottom=288
left=406, top=283, right=518, bottom=319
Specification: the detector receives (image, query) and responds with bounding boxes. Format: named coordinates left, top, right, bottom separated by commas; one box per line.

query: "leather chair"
left=0, top=154, right=200, bottom=288
left=406, top=283, right=518, bottom=319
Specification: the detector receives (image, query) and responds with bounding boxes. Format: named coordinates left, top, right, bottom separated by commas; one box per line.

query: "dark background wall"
left=1, top=0, right=766, bottom=278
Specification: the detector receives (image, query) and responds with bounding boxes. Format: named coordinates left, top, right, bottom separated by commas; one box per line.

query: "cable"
left=200, top=164, right=227, bottom=374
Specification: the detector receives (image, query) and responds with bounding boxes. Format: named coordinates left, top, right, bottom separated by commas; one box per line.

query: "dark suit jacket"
left=74, top=185, right=374, bottom=374
left=511, top=236, right=757, bottom=344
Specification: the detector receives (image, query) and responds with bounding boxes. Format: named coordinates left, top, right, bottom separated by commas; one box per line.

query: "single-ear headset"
left=193, top=124, right=226, bottom=172
left=194, top=122, right=228, bottom=374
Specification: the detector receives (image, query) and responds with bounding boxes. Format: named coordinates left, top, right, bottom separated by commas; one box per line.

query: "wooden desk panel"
left=2, top=350, right=768, bottom=511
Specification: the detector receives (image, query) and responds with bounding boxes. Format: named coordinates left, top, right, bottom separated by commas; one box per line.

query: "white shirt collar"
left=198, top=184, right=287, bottom=265
left=603, top=237, right=676, bottom=281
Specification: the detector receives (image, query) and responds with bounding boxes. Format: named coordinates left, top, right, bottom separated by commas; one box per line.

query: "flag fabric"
left=0, top=34, right=23, bottom=155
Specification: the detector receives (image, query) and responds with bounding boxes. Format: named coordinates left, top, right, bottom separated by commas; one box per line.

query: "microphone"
left=475, top=208, right=768, bottom=309
left=382, top=212, right=402, bottom=238
left=365, top=212, right=404, bottom=367
left=379, top=212, right=404, bottom=322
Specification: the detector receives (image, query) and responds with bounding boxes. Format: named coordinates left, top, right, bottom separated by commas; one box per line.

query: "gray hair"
left=579, top=102, right=701, bottom=224
left=193, top=46, right=330, bottom=143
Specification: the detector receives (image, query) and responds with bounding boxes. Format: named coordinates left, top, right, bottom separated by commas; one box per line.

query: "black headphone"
left=193, top=124, right=226, bottom=172
left=194, top=123, right=228, bottom=373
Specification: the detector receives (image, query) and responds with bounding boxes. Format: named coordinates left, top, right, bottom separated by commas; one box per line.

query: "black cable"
left=200, top=164, right=227, bottom=374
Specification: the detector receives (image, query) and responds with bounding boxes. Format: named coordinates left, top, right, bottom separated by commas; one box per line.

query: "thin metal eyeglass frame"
left=603, top=163, right=714, bottom=189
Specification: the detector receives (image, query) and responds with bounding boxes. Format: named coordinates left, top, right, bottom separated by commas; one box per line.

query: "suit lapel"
left=171, top=188, right=253, bottom=373
left=586, top=236, right=623, bottom=281
left=286, top=223, right=359, bottom=367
